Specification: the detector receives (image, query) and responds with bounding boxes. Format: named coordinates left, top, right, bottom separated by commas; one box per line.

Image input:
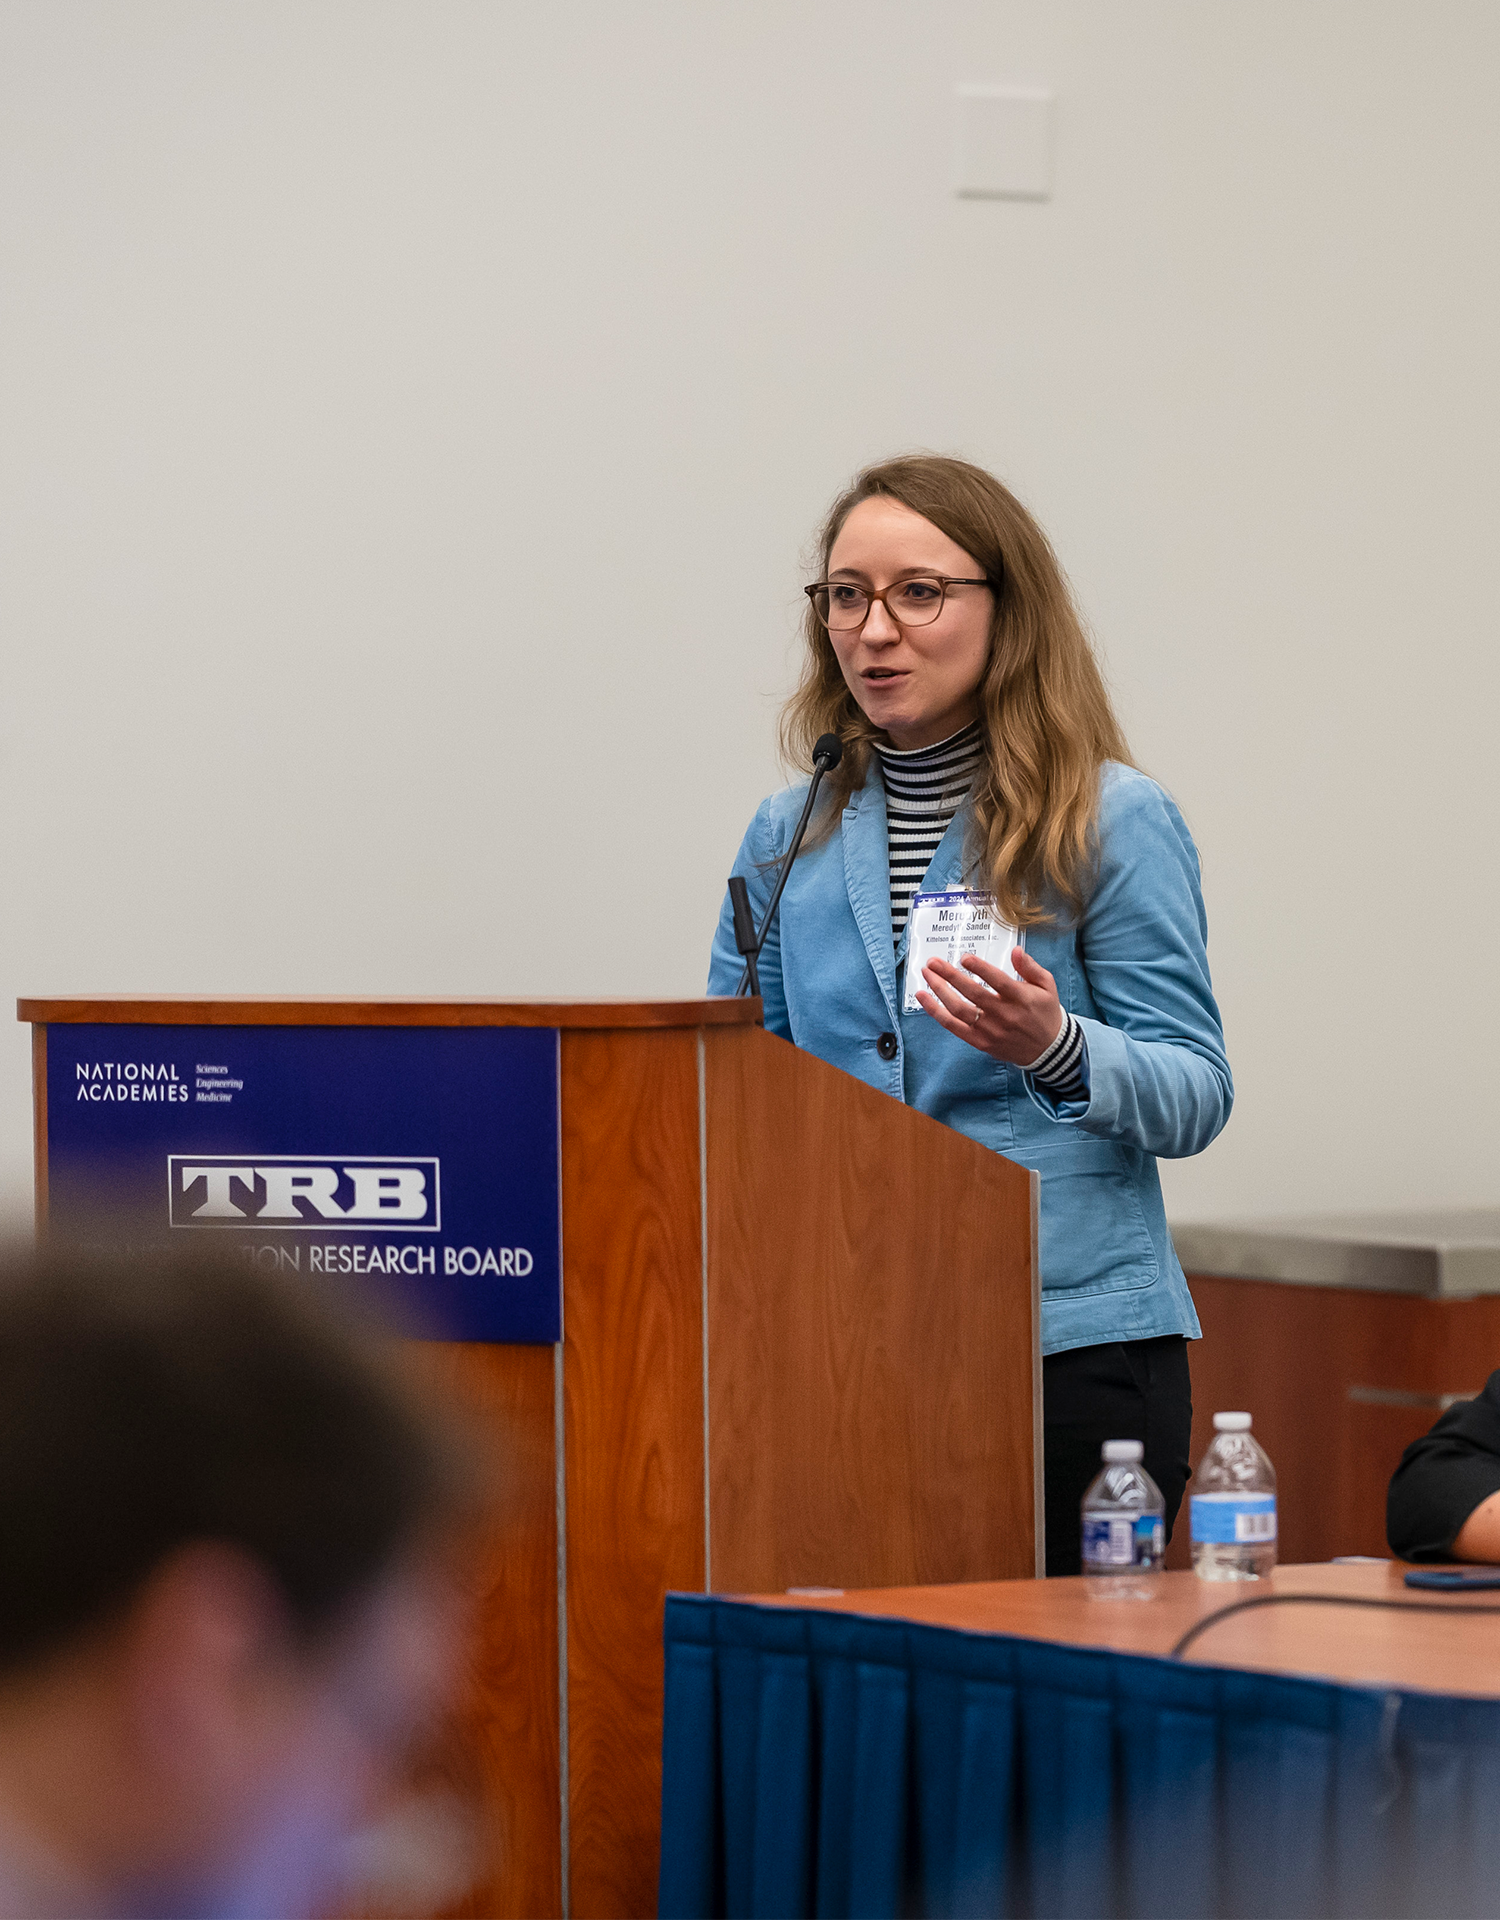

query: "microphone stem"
left=736, top=760, right=829, bottom=995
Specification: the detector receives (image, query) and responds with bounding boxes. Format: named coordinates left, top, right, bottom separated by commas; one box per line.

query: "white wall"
left=2, top=0, right=1496, bottom=1228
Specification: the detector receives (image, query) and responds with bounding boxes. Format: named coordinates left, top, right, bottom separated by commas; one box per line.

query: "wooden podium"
left=19, top=996, right=1039, bottom=1919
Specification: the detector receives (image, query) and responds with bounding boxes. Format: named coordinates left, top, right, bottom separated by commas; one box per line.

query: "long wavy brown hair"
left=780, top=454, right=1134, bottom=927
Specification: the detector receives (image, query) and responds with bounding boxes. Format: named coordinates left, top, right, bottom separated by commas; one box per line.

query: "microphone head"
left=813, top=733, right=844, bottom=771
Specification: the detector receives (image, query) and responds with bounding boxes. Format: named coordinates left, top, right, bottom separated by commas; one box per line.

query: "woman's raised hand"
left=916, top=947, right=1064, bottom=1067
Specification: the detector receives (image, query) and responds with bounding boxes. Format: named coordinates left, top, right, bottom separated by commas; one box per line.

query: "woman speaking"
left=707, top=454, right=1232, bottom=1575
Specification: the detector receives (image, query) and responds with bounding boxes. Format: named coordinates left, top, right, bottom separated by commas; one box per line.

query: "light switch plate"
left=954, top=86, right=1054, bottom=201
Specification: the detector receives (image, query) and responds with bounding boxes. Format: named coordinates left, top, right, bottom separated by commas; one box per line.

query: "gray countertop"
left=1170, top=1209, right=1500, bottom=1299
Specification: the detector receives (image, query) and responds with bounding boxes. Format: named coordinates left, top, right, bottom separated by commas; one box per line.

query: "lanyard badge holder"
left=902, top=887, right=1022, bottom=1015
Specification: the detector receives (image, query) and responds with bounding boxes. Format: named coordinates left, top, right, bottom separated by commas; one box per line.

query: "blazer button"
left=877, top=1031, right=899, bottom=1061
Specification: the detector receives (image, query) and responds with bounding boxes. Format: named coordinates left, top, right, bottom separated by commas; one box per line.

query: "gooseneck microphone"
left=728, top=876, right=761, bottom=999
left=730, top=733, right=843, bottom=998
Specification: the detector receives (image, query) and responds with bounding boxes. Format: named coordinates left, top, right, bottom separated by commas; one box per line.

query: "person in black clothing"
left=1388, top=1371, right=1500, bottom=1561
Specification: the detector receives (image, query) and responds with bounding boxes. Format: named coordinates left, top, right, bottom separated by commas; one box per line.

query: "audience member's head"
left=0, top=1242, right=467, bottom=1920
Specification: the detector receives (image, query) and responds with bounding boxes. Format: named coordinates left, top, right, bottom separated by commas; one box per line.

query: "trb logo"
left=168, top=1156, right=441, bottom=1232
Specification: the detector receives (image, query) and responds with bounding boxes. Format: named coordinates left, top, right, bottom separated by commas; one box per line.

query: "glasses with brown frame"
left=805, top=574, right=991, bottom=632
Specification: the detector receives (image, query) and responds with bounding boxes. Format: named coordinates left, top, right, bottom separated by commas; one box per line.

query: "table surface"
left=749, top=1561, right=1500, bottom=1698
left=1171, top=1208, right=1500, bottom=1296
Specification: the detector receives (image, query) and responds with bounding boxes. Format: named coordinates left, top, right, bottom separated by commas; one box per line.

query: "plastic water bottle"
left=1191, top=1412, right=1278, bottom=1581
left=1081, top=1440, right=1166, bottom=1599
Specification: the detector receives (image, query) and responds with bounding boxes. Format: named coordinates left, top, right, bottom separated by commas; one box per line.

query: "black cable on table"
left=1170, top=1592, right=1500, bottom=1661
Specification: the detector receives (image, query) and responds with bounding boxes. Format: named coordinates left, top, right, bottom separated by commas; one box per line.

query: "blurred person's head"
left=0, top=1244, right=466, bottom=1920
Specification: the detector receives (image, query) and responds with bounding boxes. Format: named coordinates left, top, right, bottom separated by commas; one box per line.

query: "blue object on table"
left=1405, top=1568, right=1500, bottom=1590
left=659, top=1593, right=1500, bottom=1920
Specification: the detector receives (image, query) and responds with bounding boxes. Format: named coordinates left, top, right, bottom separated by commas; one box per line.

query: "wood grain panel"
left=705, top=1024, right=1036, bottom=1595
left=17, top=996, right=757, bottom=1031
left=1168, top=1276, right=1500, bottom=1569
left=1431, top=1293, right=1500, bottom=1391
left=752, top=1560, right=1500, bottom=1699
left=560, top=1030, right=706, bottom=1920
left=391, top=1342, right=561, bottom=1920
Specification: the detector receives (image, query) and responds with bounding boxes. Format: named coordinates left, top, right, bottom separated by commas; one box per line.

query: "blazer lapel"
left=841, top=781, right=900, bottom=1026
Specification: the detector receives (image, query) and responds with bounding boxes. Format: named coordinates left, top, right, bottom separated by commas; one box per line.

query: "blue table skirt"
left=659, top=1593, right=1500, bottom=1919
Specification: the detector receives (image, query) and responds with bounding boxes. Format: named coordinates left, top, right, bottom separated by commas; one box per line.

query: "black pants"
left=1043, top=1335, right=1193, bottom=1577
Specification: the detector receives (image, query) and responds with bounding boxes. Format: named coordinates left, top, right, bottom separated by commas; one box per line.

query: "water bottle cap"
left=1213, top=1411, right=1252, bottom=1431
left=1102, top=1439, right=1145, bottom=1462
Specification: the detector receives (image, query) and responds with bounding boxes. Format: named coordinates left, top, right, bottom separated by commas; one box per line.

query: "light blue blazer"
left=707, top=761, right=1232, bottom=1357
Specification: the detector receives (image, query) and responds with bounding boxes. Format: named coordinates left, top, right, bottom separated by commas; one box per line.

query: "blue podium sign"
left=46, top=1024, right=562, bottom=1343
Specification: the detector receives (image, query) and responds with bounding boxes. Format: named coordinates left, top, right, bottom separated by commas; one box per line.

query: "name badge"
left=902, top=888, right=1023, bottom=1014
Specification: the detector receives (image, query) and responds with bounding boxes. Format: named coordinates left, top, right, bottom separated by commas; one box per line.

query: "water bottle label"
left=1191, top=1493, right=1277, bottom=1544
left=1083, top=1514, right=1166, bottom=1569
left=1083, top=1515, right=1133, bottom=1566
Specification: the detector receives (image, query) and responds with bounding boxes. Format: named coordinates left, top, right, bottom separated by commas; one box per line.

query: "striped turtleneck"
left=872, top=719, right=1090, bottom=1104
left=872, top=721, right=985, bottom=942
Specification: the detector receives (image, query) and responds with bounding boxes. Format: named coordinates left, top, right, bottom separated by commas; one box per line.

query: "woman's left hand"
left=916, top=947, right=1065, bottom=1066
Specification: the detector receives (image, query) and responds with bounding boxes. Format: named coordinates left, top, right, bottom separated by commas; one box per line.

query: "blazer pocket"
left=1036, top=1145, right=1161, bottom=1298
